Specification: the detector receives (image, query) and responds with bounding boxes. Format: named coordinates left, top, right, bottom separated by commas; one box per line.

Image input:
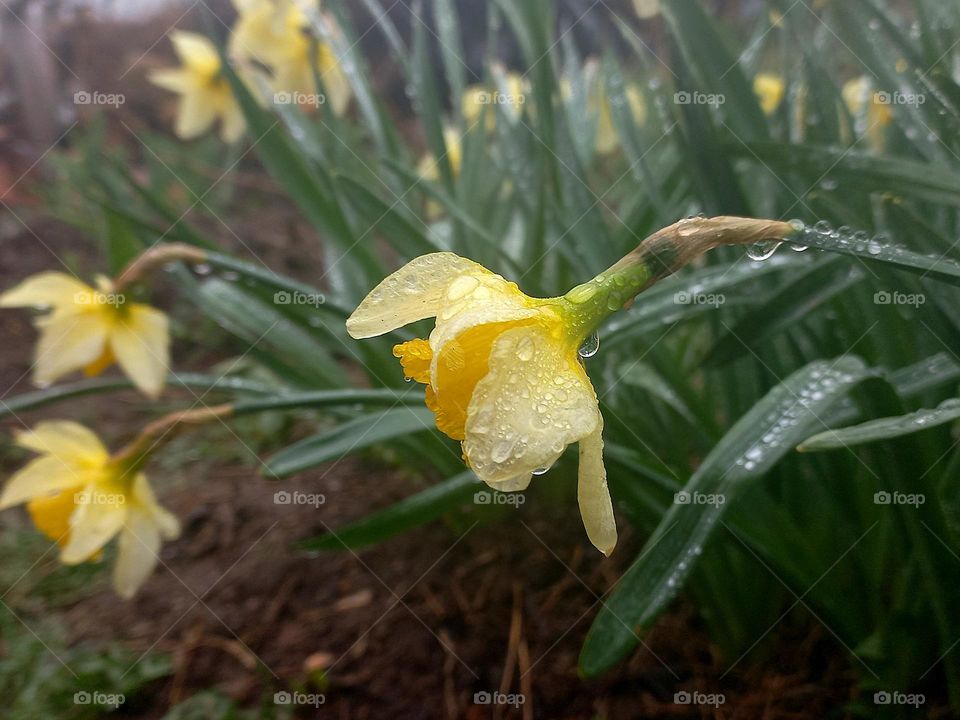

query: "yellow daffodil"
left=842, top=75, right=893, bottom=151
left=0, top=421, right=179, bottom=598
left=0, top=272, right=169, bottom=398
left=417, top=126, right=463, bottom=181
left=462, top=72, right=528, bottom=131
left=560, top=63, right=646, bottom=156
left=150, top=31, right=246, bottom=142
left=230, top=0, right=351, bottom=115
left=345, top=253, right=620, bottom=555
left=632, top=0, right=661, bottom=19
left=753, top=73, right=785, bottom=115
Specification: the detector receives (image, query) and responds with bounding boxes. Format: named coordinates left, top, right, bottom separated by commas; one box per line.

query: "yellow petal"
left=220, top=98, right=247, bottom=142
left=16, top=421, right=108, bottom=463
left=130, top=473, right=180, bottom=541
left=0, top=456, right=86, bottom=509
left=27, top=490, right=78, bottom=545
left=753, top=73, right=785, bottom=115
left=577, top=414, right=617, bottom=555
left=346, top=253, right=490, bottom=339
left=0, top=272, right=93, bottom=309
left=60, top=488, right=127, bottom=564
left=149, top=68, right=193, bottom=94
left=170, top=30, right=219, bottom=71
left=113, top=511, right=161, bottom=599
left=33, top=311, right=110, bottom=387
left=175, top=89, right=221, bottom=139
left=463, top=325, right=600, bottom=485
left=393, top=339, right=433, bottom=383
left=110, top=304, right=170, bottom=398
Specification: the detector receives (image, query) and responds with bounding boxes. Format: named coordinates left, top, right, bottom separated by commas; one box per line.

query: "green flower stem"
left=562, top=216, right=800, bottom=340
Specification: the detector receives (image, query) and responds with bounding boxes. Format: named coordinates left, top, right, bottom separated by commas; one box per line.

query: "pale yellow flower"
left=753, top=73, right=785, bottom=115
left=632, top=0, right=661, bottom=19
left=842, top=75, right=893, bottom=151
left=0, top=272, right=169, bottom=398
left=462, top=72, right=528, bottom=131
left=230, top=0, right=351, bottom=115
left=346, top=253, right=617, bottom=555
left=150, top=31, right=245, bottom=142
left=0, top=422, right=179, bottom=598
left=417, top=126, right=463, bottom=181
left=560, top=64, right=646, bottom=155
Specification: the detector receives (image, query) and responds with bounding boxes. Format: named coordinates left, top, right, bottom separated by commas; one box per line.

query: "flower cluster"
left=150, top=0, right=351, bottom=142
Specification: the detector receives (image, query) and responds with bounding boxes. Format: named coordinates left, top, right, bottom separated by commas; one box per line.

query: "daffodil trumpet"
left=346, top=216, right=799, bottom=556
left=0, top=405, right=231, bottom=598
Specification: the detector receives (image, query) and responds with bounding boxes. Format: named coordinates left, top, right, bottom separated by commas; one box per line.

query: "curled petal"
left=463, top=325, right=599, bottom=485
left=346, top=253, right=488, bottom=339
left=578, top=415, right=617, bottom=555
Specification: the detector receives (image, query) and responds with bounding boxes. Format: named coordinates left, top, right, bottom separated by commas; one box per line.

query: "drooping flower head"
left=346, top=253, right=621, bottom=554
left=0, top=272, right=170, bottom=398
left=0, top=422, right=180, bottom=598
left=753, top=73, right=785, bottom=116
left=230, top=0, right=351, bottom=115
left=150, top=31, right=246, bottom=142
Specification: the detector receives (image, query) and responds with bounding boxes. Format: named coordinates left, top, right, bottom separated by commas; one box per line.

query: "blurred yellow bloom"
left=150, top=31, right=245, bottom=142
left=0, top=272, right=169, bottom=398
left=230, top=0, right=351, bottom=115
left=632, top=0, right=661, bottom=19
left=594, top=84, right=647, bottom=155
left=346, top=253, right=617, bottom=555
left=0, top=422, right=180, bottom=598
left=417, top=126, right=463, bottom=181
left=842, top=75, right=893, bottom=151
left=753, top=73, right=785, bottom=115
left=462, top=72, right=528, bottom=131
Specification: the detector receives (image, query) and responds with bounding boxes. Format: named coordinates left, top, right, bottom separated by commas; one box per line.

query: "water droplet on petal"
left=578, top=332, right=600, bottom=358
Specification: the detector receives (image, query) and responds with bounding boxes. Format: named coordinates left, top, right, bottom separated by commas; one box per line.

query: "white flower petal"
left=578, top=414, right=617, bottom=555
left=346, top=253, right=489, bottom=339
left=463, top=325, right=599, bottom=484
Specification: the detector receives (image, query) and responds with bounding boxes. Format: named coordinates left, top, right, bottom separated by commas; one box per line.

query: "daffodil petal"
left=578, top=415, right=617, bottom=556
left=110, top=305, right=170, bottom=398
left=175, top=90, right=220, bottom=139
left=346, top=253, right=489, bottom=339
left=130, top=473, right=180, bottom=540
left=463, top=325, right=600, bottom=484
left=33, top=312, right=110, bottom=387
left=113, top=508, right=162, bottom=599
left=220, top=100, right=246, bottom=143
left=16, top=421, right=109, bottom=463
left=0, top=272, right=93, bottom=309
left=149, top=68, right=193, bottom=94
left=0, top=456, right=85, bottom=509
left=169, top=30, right=218, bottom=66
left=486, top=474, right=532, bottom=492
left=61, top=490, right=126, bottom=564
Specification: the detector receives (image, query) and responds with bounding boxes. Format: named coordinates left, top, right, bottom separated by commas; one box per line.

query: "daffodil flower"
left=0, top=421, right=179, bottom=598
left=560, top=62, right=646, bottom=156
left=345, top=218, right=799, bottom=555
left=417, top=126, right=464, bottom=182
left=753, top=73, right=785, bottom=116
left=462, top=72, right=529, bottom=131
left=230, top=0, right=351, bottom=115
left=842, top=75, right=892, bottom=151
left=0, top=272, right=170, bottom=398
left=150, top=30, right=246, bottom=142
